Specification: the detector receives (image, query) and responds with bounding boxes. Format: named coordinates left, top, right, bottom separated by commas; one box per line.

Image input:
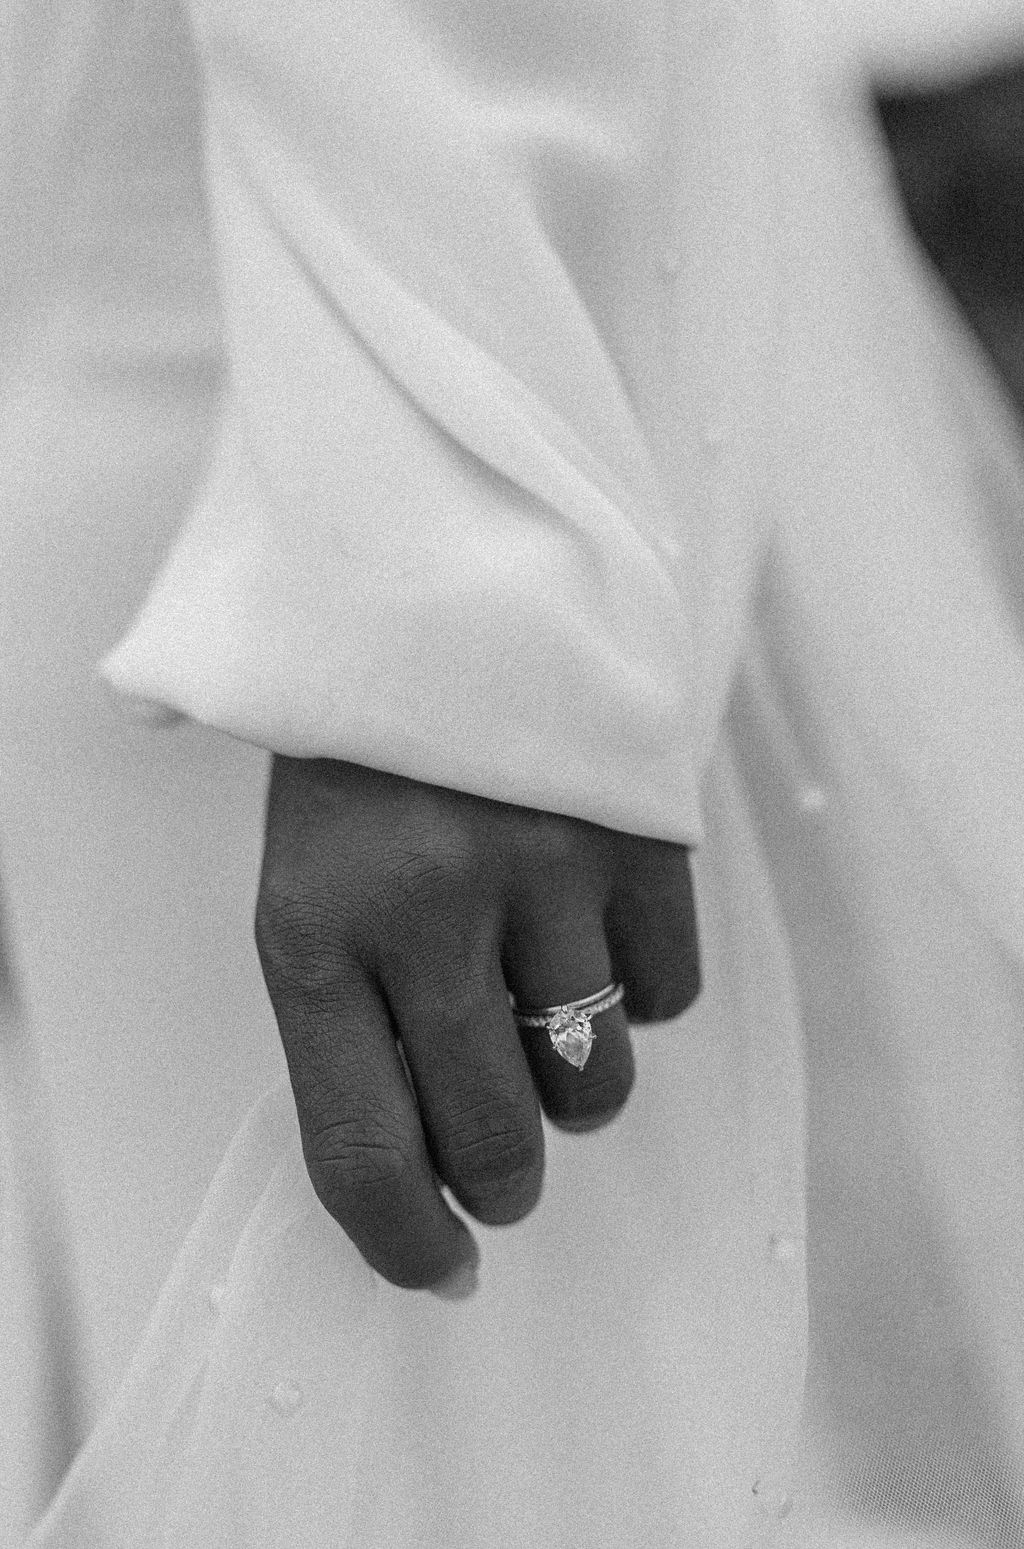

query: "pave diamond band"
left=511, top=983, right=626, bottom=1027
left=510, top=983, right=625, bottom=1071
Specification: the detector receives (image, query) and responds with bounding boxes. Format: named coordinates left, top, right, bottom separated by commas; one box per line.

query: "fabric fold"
left=99, top=0, right=787, bottom=844
left=100, top=122, right=700, bottom=839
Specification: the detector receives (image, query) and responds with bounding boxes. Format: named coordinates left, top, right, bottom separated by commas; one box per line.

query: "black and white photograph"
left=2, top=1, right=1024, bottom=1544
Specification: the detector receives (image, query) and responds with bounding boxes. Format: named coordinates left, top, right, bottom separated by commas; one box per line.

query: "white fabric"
left=1, top=0, right=1023, bottom=1544
left=801, top=0, right=1024, bottom=86
left=100, top=0, right=787, bottom=843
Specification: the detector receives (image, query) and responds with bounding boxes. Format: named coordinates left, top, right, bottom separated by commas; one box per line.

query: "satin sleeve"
left=102, top=0, right=786, bottom=844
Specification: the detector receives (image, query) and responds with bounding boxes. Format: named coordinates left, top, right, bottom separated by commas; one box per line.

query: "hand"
left=256, top=757, right=700, bottom=1291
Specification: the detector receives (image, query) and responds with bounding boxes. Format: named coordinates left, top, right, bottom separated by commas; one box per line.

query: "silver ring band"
left=509, top=982, right=625, bottom=1028
left=509, top=982, right=625, bottom=1072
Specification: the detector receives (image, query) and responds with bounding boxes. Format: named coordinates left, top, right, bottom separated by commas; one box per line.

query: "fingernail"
left=429, top=1250, right=480, bottom=1303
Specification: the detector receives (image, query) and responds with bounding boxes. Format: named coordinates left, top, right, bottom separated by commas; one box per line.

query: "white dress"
left=2, top=0, right=1024, bottom=1545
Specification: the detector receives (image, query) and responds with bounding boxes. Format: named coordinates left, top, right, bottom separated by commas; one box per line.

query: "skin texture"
left=256, top=757, right=700, bottom=1291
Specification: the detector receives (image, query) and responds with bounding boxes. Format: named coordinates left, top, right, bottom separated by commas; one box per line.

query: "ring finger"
left=502, top=909, right=634, bottom=1133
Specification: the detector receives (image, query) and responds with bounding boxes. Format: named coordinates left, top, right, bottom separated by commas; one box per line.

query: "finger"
left=503, top=903, right=635, bottom=1134
left=604, top=838, right=700, bottom=1023
left=382, top=935, right=545, bottom=1228
left=257, top=909, right=476, bottom=1289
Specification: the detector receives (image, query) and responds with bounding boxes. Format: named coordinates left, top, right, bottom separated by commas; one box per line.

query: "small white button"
left=769, top=1233, right=800, bottom=1263
left=208, top=1284, right=225, bottom=1313
left=269, top=1380, right=304, bottom=1416
left=797, top=784, right=827, bottom=813
left=660, top=246, right=683, bottom=280
left=701, top=424, right=728, bottom=454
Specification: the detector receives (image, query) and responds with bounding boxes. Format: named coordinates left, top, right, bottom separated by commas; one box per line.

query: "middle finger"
left=383, top=939, right=546, bottom=1228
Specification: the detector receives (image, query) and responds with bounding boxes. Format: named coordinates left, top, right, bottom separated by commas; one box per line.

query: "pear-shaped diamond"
left=548, top=1007, right=594, bottom=1070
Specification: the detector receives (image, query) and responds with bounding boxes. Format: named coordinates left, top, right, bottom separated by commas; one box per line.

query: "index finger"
left=261, top=927, right=478, bottom=1291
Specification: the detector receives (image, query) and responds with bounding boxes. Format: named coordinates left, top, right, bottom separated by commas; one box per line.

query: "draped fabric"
left=100, top=0, right=786, bottom=843
left=1, top=0, right=1023, bottom=1544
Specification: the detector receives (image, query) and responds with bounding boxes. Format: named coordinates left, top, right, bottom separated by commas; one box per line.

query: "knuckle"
left=378, top=903, right=496, bottom=1003
left=514, top=810, right=591, bottom=880
left=408, top=961, right=495, bottom=1028
left=440, top=1097, right=541, bottom=1212
left=378, top=840, right=487, bottom=926
left=306, top=1115, right=414, bottom=1206
left=255, top=883, right=355, bottom=999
